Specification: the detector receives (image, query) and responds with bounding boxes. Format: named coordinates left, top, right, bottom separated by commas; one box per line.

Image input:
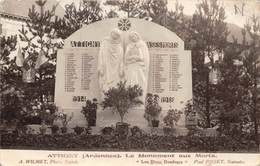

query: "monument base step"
left=96, top=108, right=148, bottom=127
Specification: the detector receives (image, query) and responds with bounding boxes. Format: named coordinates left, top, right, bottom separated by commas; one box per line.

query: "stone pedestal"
left=57, top=106, right=188, bottom=136
left=60, top=108, right=87, bottom=128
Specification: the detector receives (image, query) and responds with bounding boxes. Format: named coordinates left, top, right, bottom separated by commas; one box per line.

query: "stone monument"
left=124, top=31, right=150, bottom=103
left=98, top=28, right=124, bottom=94
left=55, top=18, right=192, bottom=132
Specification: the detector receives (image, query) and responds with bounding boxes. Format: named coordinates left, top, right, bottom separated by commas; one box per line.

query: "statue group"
left=98, top=29, right=150, bottom=102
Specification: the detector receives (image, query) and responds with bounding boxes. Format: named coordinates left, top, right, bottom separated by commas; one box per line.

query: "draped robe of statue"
left=124, top=31, right=150, bottom=103
left=98, top=29, right=124, bottom=93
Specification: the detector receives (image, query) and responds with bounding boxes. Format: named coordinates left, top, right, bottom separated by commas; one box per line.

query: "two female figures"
left=98, top=29, right=150, bottom=102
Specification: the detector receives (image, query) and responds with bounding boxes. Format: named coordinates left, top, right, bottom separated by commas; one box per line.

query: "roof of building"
left=0, top=0, right=65, bottom=19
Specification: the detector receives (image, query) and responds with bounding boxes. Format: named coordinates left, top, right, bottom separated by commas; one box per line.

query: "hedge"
left=1, top=133, right=258, bottom=152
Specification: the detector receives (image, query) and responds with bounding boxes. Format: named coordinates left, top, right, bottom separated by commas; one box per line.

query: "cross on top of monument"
left=118, top=18, right=131, bottom=31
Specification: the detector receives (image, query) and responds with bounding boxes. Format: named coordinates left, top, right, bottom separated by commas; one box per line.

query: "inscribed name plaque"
left=55, top=47, right=100, bottom=126
left=56, top=48, right=100, bottom=108
left=148, top=45, right=192, bottom=110
left=55, top=18, right=192, bottom=128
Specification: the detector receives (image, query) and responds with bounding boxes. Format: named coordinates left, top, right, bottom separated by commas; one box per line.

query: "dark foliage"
left=60, top=127, right=67, bottom=134
left=101, top=127, right=115, bottom=136
left=163, top=109, right=182, bottom=128
left=50, top=125, right=59, bottom=134
left=130, top=126, right=143, bottom=137
left=144, top=93, right=162, bottom=125
left=13, top=0, right=61, bottom=105
left=73, top=126, right=85, bottom=135
left=1, top=133, right=258, bottom=152
left=81, top=99, right=98, bottom=127
left=0, top=35, right=24, bottom=124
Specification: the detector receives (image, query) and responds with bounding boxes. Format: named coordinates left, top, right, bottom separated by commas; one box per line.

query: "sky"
left=0, top=0, right=259, bottom=27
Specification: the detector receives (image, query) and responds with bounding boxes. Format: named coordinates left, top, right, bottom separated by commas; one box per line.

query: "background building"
left=0, top=0, right=65, bottom=37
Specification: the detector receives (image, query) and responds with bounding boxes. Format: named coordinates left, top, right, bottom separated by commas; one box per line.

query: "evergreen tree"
left=104, top=0, right=143, bottom=18
left=0, top=35, right=25, bottom=124
left=105, top=9, right=119, bottom=19
left=55, top=0, right=103, bottom=39
left=104, top=0, right=187, bottom=40
left=0, top=35, right=20, bottom=93
left=104, top=0, right=169, bottom=22
left=190, top=0, right=229, bottom=128
left=240, top=15, right=260, bottom=145
left=218, top=15, right=260, bottom=145
left=166, top=2, right=188, bottom=40
left=141, top=0, right=168, bottom=25
left=19, top=0, right=62, bottom=102
left=217, top=43, right=249, bottom=134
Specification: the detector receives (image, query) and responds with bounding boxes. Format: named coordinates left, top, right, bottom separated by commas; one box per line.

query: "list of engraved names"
left=65, top=53, right=77, bottom=92
left=150, top=52, right=181, bottom=93
left=81, top=53, right=94, bottom=90
left=65, top=51, right=96, bottom=92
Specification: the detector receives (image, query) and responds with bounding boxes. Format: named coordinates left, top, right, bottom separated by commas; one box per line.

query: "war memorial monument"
left=54, top=18, right=192, bottom=133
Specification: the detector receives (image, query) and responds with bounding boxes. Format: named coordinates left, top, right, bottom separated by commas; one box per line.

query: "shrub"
left=163, top=109, right=182, bottom=128
left=61, top=127, right=67, bottom=134
left=131, top=126, right=143, bottom=137
left=51, top=125, right=59, bottom=134
left=85, top=127, right=92, bottom=135
left=39, top=103, right=58, bottom=125
left=0, top=88, right=24, bottom=125
left=81, top=99, right=98, bottom=127
left=101, top=127, right=115, bottom=135
left=163, top=127, right=175, bottom=136
left=57, top=112, right=73, bottom=134
left=144, top=93, right=162, bottom=127
left=73, top=126, right=84, bottom=135
left=102, top=81, right=143, bottom=123
left=0, top=133, right=258, bottom=152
